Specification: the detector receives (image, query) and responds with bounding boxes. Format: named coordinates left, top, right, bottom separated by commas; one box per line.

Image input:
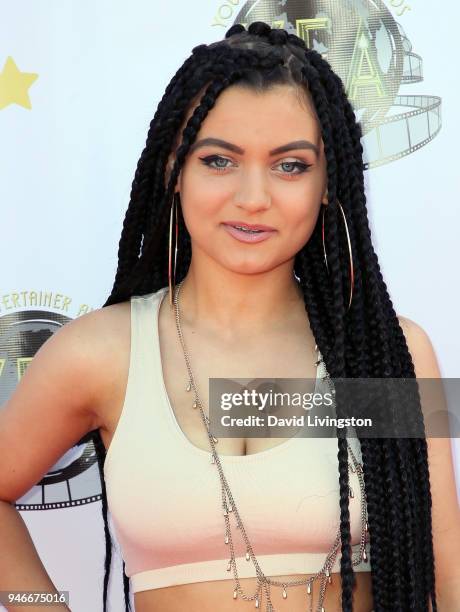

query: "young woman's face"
left=174, top=84, right=328, bottom=275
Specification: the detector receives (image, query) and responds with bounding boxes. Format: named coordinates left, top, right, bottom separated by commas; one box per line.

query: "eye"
left=275, top=160, right=312, bottom=176
left=198, top=154, right=312, bottom=176
left=199, top=155, right=233, bottom=173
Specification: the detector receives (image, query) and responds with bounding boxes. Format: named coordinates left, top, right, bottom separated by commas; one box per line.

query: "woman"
left=1, top=21, right=459, bottom=612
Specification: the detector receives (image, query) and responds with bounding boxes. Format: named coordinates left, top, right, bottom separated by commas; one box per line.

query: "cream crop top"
left=103, top=287, right=371, bottom=594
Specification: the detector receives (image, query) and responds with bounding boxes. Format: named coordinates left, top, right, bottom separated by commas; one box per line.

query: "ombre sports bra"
left=103, top=287, right=371, bottom=593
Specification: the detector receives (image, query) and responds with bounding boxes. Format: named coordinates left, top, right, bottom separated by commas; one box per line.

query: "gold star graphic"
left=0, top=56, right=38, bottom=110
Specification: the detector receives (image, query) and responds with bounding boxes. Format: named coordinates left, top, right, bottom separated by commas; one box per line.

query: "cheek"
left=181, top=192, right=222, bottom=230
left=287, top=169, right=325, bottom=225
left=180, top=170, right=229, bottom=217
left=177, top=176, right=205, bottom=232
left=280, top=179, right=322, bottom=220
left=179, top=190, right=226, bottom=242
left=280, top=194, right=321, bottom=251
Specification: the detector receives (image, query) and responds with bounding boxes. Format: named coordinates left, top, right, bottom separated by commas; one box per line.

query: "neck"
left=173, top=260, right=307, bottom=343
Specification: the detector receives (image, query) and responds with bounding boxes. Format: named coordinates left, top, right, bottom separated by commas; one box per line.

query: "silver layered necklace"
left=172, top=279, right=369, bottom=611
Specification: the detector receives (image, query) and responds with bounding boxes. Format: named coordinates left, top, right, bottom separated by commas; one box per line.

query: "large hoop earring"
left=321, top=200, right=355, bottom=312
left=168, top=192, right=179, bottom=308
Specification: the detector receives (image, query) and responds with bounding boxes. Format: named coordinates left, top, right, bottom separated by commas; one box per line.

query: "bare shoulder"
left=396, top=314, right=442, bottom=379
left=397, top=314, right=460, bottom=589
left=18, top=298, right=132, bottom=431
left=0, top=298, right=131, bottom=502
left=67, top=299, right=132, bottom=429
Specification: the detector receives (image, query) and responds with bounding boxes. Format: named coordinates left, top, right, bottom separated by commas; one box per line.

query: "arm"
left=0, top=501, right=71, bottom=611
left=0, top=310, right=106, bottom=611
left=398, top=316, right=460, bottom=611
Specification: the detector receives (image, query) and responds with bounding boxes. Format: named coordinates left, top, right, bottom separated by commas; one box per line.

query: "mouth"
left=221, top=222, right=276, bottom=244
left=222, top=221, right=276, bottom=232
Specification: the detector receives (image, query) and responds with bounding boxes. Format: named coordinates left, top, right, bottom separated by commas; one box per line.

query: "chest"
left=157, top=306, right=319, bottom=457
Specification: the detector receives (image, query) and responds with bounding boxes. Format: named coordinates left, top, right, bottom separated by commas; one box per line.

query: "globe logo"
left=233, top=0, right=441, bottom=168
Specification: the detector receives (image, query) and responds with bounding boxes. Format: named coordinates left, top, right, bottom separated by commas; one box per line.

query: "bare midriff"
left=133, top=571, right=374, bottom=611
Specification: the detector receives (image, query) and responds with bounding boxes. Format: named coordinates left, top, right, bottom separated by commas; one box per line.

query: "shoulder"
left=396, top=314, right=442, bottom=379
left=0, top=298, right=132, bottom=502
left=396, top=315, right=460, bottom=591
left=65, top=299, right=131, bottom=358
left=79, top=299, right=131, bottom=340
left=60, top=299, right=132, bottom=429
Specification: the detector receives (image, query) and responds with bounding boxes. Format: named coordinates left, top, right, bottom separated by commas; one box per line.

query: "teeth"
left=234, top=226, right=263, bottom=233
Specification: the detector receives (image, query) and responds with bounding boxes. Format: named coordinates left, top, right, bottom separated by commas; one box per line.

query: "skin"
left=1, top=84, right=459, bottom=611
left=132, top=84, right=375, bottom=611
left=135, top=83, right=459, bottom=610
left=166, top=84, right=329, bottom=339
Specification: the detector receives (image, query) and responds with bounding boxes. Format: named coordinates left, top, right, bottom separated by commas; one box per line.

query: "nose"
left=232, top=166, right=271, bottom=212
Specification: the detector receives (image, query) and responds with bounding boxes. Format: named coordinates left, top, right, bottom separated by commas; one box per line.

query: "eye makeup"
left=198, top=154, right=312, bottom=176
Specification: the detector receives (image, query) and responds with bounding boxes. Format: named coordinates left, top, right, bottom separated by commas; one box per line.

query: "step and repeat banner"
left=1, top=1, right=458, bottom=610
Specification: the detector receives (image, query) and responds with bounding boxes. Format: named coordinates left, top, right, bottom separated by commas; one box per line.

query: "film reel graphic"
left=234, top=0, right=442, bottom=170
left=366, top=94, right=442, bottom=168
left=399, top=23, right=423, bottom=84
left=0, top=309, right=102, bottom=510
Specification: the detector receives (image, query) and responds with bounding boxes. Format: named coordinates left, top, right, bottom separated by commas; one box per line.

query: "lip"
left=221, top=223, right=276, bottom=244
left=223, top=220, right=276, bottom=231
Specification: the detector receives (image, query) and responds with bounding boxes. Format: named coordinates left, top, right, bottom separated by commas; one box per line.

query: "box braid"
left=308, top=41, right=437, bottom=610
left=79, top=21, right=437, bottom=612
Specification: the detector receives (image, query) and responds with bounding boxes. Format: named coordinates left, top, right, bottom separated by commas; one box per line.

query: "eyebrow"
left=188, top=137, right=319, bottom=157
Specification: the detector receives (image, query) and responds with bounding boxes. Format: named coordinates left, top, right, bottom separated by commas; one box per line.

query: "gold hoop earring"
left=321, top=200, right=355, bottom=312
left=168, top=192, right=179, bottom=308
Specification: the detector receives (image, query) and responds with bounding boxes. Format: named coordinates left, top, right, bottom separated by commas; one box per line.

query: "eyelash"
left=199, top=155, right=312, bottom=176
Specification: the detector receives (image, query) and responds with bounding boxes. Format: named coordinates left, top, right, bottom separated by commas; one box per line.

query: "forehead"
left=187, top=84, right=321, bottom=147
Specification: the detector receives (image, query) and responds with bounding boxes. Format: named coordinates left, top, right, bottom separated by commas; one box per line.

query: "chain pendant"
left=307, top=581, right=313, bottom=612
left=173, top=282, right=369, bottom=612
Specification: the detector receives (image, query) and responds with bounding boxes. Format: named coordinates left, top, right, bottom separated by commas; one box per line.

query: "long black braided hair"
left=83, top=21, right=438, bottom=612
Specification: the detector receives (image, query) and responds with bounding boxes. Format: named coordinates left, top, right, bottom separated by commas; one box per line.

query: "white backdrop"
left=1, top=1, right=458, bottom=610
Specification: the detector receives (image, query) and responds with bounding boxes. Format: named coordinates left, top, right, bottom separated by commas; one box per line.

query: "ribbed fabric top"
left=103, top=286, right=371, bottom=593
